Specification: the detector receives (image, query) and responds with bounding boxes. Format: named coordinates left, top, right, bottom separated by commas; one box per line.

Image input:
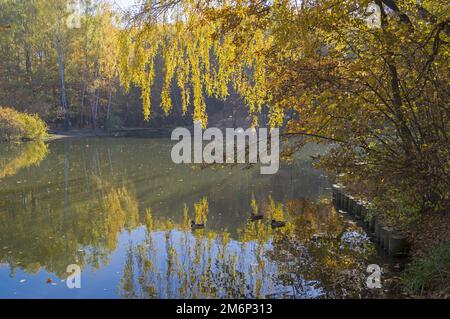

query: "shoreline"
left=44, top=130, right=111, bottom=142
left=0, top=128, right=172, bottom=145
left=45, top=128, right=173, bottom=142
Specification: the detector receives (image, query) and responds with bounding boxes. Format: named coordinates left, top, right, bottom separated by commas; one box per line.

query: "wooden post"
left=354, top=201, right=363, bottom=219
left=348, top=196, right=355, bottom=215
left=374, top=220, right=383, bottom=242
left=368, top=215, right=376, bottom=234
left=381, top=226, right=394, bottom=250
left=389, top=234, right=409, bottom=256
left=342, top=195, right=349, bottom=212
left=332, top=184, right=342, bottom=209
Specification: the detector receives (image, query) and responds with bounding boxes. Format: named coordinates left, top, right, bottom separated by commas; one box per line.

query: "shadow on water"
left=0, top=138, right=400, bottom=298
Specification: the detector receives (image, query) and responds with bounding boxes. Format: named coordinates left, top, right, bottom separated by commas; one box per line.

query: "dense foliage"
left=0, top=0, right=118, bottom=129
left=0, top=107, right=47, bottom=141
left=122, top=0, right=449, bottom=225
left=2, top=1, right=447, bottom=219
left=0, top=0, right=242, bottom=130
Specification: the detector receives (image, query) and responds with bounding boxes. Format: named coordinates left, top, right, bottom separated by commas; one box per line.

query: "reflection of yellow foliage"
left=102, top=185, right=139, bottom=229
left=24, top=262, right=41, bottom=274
left=118, top=187, right=139, bottom=229
left=0, top=141, right=48, bottom=179
left=145, top=209, right=153, bottom=231
left=143, top=198, right=223, bottom=241
left=267, top=196, right=284, bottom=221
left=285, top=199, right=342, bottom=240
left=120, top=196, right=378, bottom=298
left=251, top=193, right=258, bottom=215
left=221, top=231, right=230, bottom=246
left=194, top=197, right=209, bottom=224
left=158, top=219, right=176, bottom=231
left=92, top=178, right=139, bottom=251
left=183, top=204, right=190, bottom=230
left=238, top=220, right=272, bottom=243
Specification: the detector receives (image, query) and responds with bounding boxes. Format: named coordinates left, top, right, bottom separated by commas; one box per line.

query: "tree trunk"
left=106, top=82, right=113, bottom=121
left=80, top=83, right=86, bottom=128
left=56, top=29, right=70, bottom=131
left=91, top=62, right=99, bottom=131
left=25, top=46, right=31, bottom=76
left=91, top=90, right=99, bottom=131
left=80, top=67, right=88, bottom=128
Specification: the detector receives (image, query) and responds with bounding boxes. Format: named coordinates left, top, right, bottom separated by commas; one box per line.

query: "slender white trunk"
left=56, top=25, right=69, bottom=130
left=106, top=82, right=113, bottom=121
left=91, top=62, right=99, bottom=130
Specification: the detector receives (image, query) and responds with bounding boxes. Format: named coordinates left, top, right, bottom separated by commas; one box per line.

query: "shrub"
left=0, top=107, right=47, bottom=142
left=401, top=242, right=450, bottom=296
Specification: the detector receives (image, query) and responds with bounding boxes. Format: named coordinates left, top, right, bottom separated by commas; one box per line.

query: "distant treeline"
left=0, top=0, right=254, bottom=131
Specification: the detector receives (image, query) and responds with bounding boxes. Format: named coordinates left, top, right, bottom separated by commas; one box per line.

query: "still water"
left=0, top=138, right=392, bottom=298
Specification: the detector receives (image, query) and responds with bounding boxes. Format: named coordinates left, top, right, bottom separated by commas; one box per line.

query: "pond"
left=0, top=137, right=397, bottom=298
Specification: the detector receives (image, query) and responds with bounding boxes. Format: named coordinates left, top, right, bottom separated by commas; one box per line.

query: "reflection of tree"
left=0, top=139, right=376, bottom=297
left=193, top=197, right=208, bottom=225
left=0, top=141, right=48, bottom=179
left=118, top=199, right=261, bottom=298
left=68, top=176, right=139, bottom=269
left=118, top=197, right=378, bottom=299
left=0, top=140, right=139, bottom=277
left=267, top=199, right=378, bottom=298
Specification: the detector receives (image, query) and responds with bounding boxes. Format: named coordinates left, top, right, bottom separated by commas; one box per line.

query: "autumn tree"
left=0, top=0, right=126, bottom=129
left=122, top=0, right=449, bottom=225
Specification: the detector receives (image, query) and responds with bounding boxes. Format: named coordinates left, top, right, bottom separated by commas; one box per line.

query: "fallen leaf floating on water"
left=46, top=278, right=53, bottom=284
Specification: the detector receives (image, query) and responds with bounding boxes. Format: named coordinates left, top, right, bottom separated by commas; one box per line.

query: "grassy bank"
left=402, top=242, right=450, bottom=298
left=0, top=107, right=47, bottom=142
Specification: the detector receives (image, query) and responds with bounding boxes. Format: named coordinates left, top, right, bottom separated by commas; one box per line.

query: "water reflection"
left=0, top=141, right=48, bottom=179
left=0, top=173, right=138, bottom=277
left=117, top=198, right=378, bottom=299
left=0, top=138, right=382, bottom=298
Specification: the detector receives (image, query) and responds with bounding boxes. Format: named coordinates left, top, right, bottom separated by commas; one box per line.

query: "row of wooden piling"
left=332, top=184, right=409, bottom=257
